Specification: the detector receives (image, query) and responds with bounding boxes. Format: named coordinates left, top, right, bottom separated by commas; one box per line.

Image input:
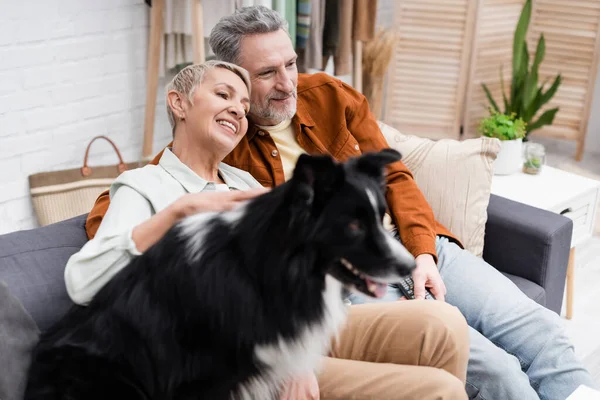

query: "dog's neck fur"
left=172, top=184, right=349, bottom=399
left=230, top=186, right=350, bottom=399
left=235, top=276, right=346, bottom=400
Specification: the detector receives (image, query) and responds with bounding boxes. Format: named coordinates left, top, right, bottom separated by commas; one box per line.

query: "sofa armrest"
left=482, top=194, right=573, bottom=314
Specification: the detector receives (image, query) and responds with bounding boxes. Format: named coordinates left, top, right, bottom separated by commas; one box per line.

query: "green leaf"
left=506, top=126, right=515, bottom=140
left=527, top=107, right=559, bottom=133
left=512, top=41, right=530, bottom=115
left=525, top=75, right=561, bottom=128
left=523, top=76, right=536, bottom=117
left=532, top=34, right=545, bottom=73
left=538, top=74, right=562, bottom=109
left=481, top=83, right=500, bottom=113
left=512, top=0, right=532, bottom=98
left=479, top=111, right=526, bottom=140
left=524, top=76, right=552, bottom=123
left=499, top=64, right=509, bottom=112
left=521, top=42, right=530, bottom=115
left=525, top=35, right=544, bottom=111
left=524, top=86, right=543, bottom=122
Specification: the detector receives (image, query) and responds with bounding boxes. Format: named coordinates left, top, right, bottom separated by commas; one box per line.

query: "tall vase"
left=494, top=139, right=523, bottom=175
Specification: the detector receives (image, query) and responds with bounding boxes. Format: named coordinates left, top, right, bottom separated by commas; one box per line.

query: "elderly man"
left=87, top=5, right=593, bottom=400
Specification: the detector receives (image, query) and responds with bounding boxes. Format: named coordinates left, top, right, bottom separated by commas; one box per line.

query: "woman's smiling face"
left=185, top=67, right=250, bottom=156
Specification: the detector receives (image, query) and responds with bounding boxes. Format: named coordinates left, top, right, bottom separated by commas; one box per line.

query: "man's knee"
left=467, top=337, right=534, bottom=399
left=481, top=350, right=522, bottom=381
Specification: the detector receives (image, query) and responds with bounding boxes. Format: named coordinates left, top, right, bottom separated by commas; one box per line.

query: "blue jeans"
left=349, top=236, right=594, bottom=400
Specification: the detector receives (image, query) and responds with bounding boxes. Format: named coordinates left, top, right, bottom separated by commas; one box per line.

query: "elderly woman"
left=65, top=60, right=333, bottom=399
left=64, top=60, right=266, bottom=306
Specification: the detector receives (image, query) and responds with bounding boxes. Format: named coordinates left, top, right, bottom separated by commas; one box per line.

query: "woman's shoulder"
left=110, top=164, right=175, bottom=198
left=113, top=164, right=164, bottom=186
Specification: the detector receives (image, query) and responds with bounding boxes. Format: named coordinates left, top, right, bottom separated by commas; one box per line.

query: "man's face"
left=238, top=29, right=298, bottom=126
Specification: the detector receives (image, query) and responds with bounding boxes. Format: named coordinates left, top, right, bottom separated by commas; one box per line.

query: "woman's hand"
left=171, top=187, right=269, bottom=219
left=279, top=373, right=320, bottom=400
left=132, top=188, right=268, bottom=253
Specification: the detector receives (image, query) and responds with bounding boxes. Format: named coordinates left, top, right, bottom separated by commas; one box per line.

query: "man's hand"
left=279, top=373, right=320, bottom=400
left=413, top=254, right=446, bottom=302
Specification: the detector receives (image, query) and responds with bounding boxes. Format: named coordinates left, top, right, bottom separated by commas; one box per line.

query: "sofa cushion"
left=379, top=122, right=500, bottom=256
left=0, top=214, right=87, bottom=332
left=0, top=281, right=40, bottom=400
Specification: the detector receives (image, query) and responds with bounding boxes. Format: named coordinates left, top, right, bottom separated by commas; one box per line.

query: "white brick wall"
left=0, top=0, right=173, bottom=234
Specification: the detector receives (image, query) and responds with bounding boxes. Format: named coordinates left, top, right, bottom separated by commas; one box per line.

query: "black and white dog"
left=25, top=149, right=416, bottom=400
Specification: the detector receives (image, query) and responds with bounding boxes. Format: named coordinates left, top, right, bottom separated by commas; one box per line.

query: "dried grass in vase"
left=362, top=28, right=398, bottom=119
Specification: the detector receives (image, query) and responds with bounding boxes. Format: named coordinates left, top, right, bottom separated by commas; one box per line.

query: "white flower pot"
left=494, top=138, right=523, bottom=175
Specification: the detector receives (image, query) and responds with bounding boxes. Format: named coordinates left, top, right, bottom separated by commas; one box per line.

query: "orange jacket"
left=86, top=73, right=459, bottom=260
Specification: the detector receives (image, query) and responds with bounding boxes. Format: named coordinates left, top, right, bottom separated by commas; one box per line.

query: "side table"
left=491, top=165, right=600, bottom=319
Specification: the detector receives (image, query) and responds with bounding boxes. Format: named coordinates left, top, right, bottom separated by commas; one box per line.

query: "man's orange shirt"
left=86, top=73, right=460, bottom=260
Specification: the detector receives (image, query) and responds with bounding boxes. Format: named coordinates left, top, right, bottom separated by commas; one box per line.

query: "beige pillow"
left=378, top=122, right=501, bottom=257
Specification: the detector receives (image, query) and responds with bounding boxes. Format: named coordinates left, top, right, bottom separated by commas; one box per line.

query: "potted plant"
left=479, top=111, right=526, bottom=175
left=481, top=0, right=561, bottom=141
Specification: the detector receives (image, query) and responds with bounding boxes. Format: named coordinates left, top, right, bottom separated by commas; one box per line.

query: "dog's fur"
left=24, top=149, right=415, bottom=400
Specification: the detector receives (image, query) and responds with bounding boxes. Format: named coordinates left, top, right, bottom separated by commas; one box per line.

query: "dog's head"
left=288, top=149, right=416, bottom=298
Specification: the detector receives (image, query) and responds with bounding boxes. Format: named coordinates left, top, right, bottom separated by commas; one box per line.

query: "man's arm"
left=86, top=191, right=110, bottom=240
left=341, top=81, right=438, bottom=260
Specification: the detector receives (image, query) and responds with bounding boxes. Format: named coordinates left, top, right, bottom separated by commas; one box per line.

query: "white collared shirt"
left=64, top=148, right=262, bottom=305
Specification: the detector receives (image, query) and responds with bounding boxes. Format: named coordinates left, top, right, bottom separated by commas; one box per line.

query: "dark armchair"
left=483, top=194, right=572, bottom=314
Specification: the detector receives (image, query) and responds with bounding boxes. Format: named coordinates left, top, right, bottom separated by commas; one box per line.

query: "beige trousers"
left=317, top=301, right=469, bottom=400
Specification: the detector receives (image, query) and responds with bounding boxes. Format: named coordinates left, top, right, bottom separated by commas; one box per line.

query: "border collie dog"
left=25, top=149, right=416, bottom=400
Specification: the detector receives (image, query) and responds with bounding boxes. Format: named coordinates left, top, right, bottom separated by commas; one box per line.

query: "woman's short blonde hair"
left=165, top=60, right=251, bottom=130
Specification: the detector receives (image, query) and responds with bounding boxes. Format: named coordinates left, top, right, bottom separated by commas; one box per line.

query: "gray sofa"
left=0, top=194, right=573, bottom=334
left=0, top=195, right=573, bottom=398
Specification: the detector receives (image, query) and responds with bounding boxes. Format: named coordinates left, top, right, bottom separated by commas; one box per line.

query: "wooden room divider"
left=526, top=0, right=600, bottom=160
left=383, top=0, right=478, bottom=140
left=384, top=0, right=600, bottom=160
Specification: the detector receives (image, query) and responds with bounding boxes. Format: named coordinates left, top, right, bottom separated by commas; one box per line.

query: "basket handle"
left=81, top=135, right=127, bottom=177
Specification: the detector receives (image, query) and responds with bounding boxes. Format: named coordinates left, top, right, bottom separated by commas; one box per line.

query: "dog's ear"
left=293, top=154, right=343, bottom=188
left=350, top=148, right=402, bottom=179
left=291, top=154, right=344, bottom=208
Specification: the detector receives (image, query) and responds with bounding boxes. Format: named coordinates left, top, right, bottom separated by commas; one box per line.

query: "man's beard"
left=251, top=88, right=297, bottom=124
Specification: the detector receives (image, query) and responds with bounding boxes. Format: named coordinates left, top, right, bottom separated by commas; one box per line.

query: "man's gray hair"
left=165, top=60, right=251, bottom=130
left=209, top=6, right=289, bottom=65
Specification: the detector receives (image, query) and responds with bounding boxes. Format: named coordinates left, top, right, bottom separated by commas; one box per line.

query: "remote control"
left=393, top=276, right=435, bottom=300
